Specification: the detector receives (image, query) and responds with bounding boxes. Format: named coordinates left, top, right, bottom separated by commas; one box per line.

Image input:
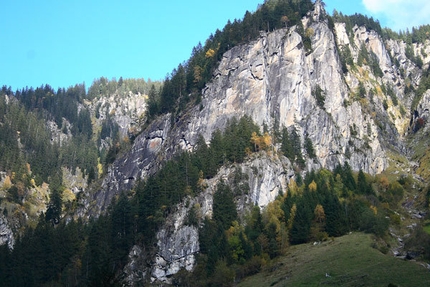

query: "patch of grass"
left=237, top=233, right=430, bottom=287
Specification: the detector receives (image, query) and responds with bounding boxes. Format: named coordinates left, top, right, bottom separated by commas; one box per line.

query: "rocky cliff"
left=87, top=2, right=399, bottom=215
left=79, top=2, right=430, bottom=284
left=0, top=214, right=14, bottom=249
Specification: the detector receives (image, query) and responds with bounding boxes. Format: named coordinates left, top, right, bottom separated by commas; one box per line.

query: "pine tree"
left=357, top=169, right=371, bottom=194
left=290, top=198, right=312, bottom=244
left=324, top=194, right=348, bottom=236
left=340, top=162, right=357, bottom=191
left=281, top=127, right=294, bottom=162
left=213, top=182, right=237, bottom=230
left=304, top=136, right=316, bottom=159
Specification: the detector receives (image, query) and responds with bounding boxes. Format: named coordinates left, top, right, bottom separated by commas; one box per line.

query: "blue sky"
left=1, top=0, right=429, bottom=91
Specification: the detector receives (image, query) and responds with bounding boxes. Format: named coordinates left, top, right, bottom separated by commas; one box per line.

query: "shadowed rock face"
left=0, top=215, right=14, bottom=249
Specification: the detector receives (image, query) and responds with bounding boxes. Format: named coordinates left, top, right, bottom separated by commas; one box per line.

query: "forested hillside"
left=0, top=78, right=159, bottom=237
left=1, top=0, right=430, bottom=286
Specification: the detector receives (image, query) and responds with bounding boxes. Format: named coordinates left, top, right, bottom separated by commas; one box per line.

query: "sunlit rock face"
left=94, top=14, right=396, bottom=216
left=84, top=2, right=430, bottom=284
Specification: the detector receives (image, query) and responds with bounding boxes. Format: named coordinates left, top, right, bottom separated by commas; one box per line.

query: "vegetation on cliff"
left=0, top=0, right=430, bottom=286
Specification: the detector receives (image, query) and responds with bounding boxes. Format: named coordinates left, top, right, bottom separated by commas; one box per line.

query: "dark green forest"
left=1, top=0, right=430, bottom=286
left=0, top=84, right=98, bottom=185
left=1, top=112, right=419, bottom=286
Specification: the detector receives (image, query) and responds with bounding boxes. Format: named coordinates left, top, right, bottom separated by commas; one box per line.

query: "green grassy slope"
left=238, top=233, right=430, bottom=287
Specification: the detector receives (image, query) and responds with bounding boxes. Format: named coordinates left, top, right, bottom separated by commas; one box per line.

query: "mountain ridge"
left=1, top=1, right=430, bottom=286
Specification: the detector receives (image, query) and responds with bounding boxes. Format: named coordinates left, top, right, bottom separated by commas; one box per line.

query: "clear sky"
left=1, top=0, right=429, bottom=92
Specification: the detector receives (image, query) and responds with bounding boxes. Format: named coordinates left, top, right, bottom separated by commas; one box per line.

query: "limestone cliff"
left=81, top=2, right=430, bottom=284
left=4, top=3, right=430, bottom=285
left=86, top=91, right=147, bottom=139
left=88, top=2, right=399, bottom=215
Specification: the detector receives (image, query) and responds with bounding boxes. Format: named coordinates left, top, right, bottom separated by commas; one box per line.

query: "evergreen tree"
left=213, top=182, right=237, bottom=230
left=147, top=84, right=160, bottom=120
left=110, top=193, right=134, bottom=263
left=290, top=198, right=312, bottom=244
left=304, top=136, right=316, bottom=159
left=45, top=173, right=63, bottom=225
left=324, top=193, right=348, bottom=236
left=336, top=162, right=356, bottom=191
left=45, top=190, right=62, bottom=225
left=357, top=169, right=371, bottom=194
left=281, top=127, right=294, bottom=162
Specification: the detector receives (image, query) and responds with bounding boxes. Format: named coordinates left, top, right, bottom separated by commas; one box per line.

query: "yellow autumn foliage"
left=205, top=48, right=216, bottom=58
left=2, top=175, right=12, bottom=190
left=62, top=188, right=76, bottom=202
left=262, top=132, right=272, bottom=148
left=193, top=65, right=203, bottom=83
left=378, top=176, right=389, bottom=192
left=225, top=221, right=243, bottom=239
left=314, top=204, right=326, bottom=223
left=288, top=178, right=299, bottom=197
left=97, top=158, right=103, bottom=176
left=264, top=200, right=284, bottom=234
left=305, top=28, right=314, bottom=38
left=197, top=170, right=208, bottom=191
left=250, top=132, right=272, bottom=152
left=308, top=180, right=317, bottom=192
left=287, top=203, right=297, bottom=230
left=281, top=15, right=289, bottom=26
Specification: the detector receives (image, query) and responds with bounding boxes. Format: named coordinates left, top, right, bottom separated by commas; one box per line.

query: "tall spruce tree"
left=213, top=182, right=237, bottom=230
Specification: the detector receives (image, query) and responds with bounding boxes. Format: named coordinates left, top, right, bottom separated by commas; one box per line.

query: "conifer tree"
left=357, top=169, right=371, bottom=194
left=213, top=182, right=237, bottom=230
left=290, top=198, right=312, bottom=244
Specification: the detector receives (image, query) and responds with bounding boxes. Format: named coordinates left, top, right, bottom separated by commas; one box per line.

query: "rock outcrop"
left=87, top=91, right=147, bottom=138
left=81, top=2, right=430, bottom=284
left=124, top=152, right=292, bottom=285
left=0, top=214, right=14, bottom=249
left=89, top=4, right=398, bottom=216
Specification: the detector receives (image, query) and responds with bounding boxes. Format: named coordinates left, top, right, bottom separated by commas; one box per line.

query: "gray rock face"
left=207, top=153, right=293, bottom=211
left=0, top=215, right=14, bottom=249
left=123, top=245, right=146, bottom=285
left=85, top=4, right=430, bottom=284
left=152, top=225, right=198, bottom=283
left=417, top=90, right=430, bottom=121
left=87, top=91, right=147, bottom=138
left=92, top=19, right=395, bottom=216
left=88, top=115, right=172, bottom=215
